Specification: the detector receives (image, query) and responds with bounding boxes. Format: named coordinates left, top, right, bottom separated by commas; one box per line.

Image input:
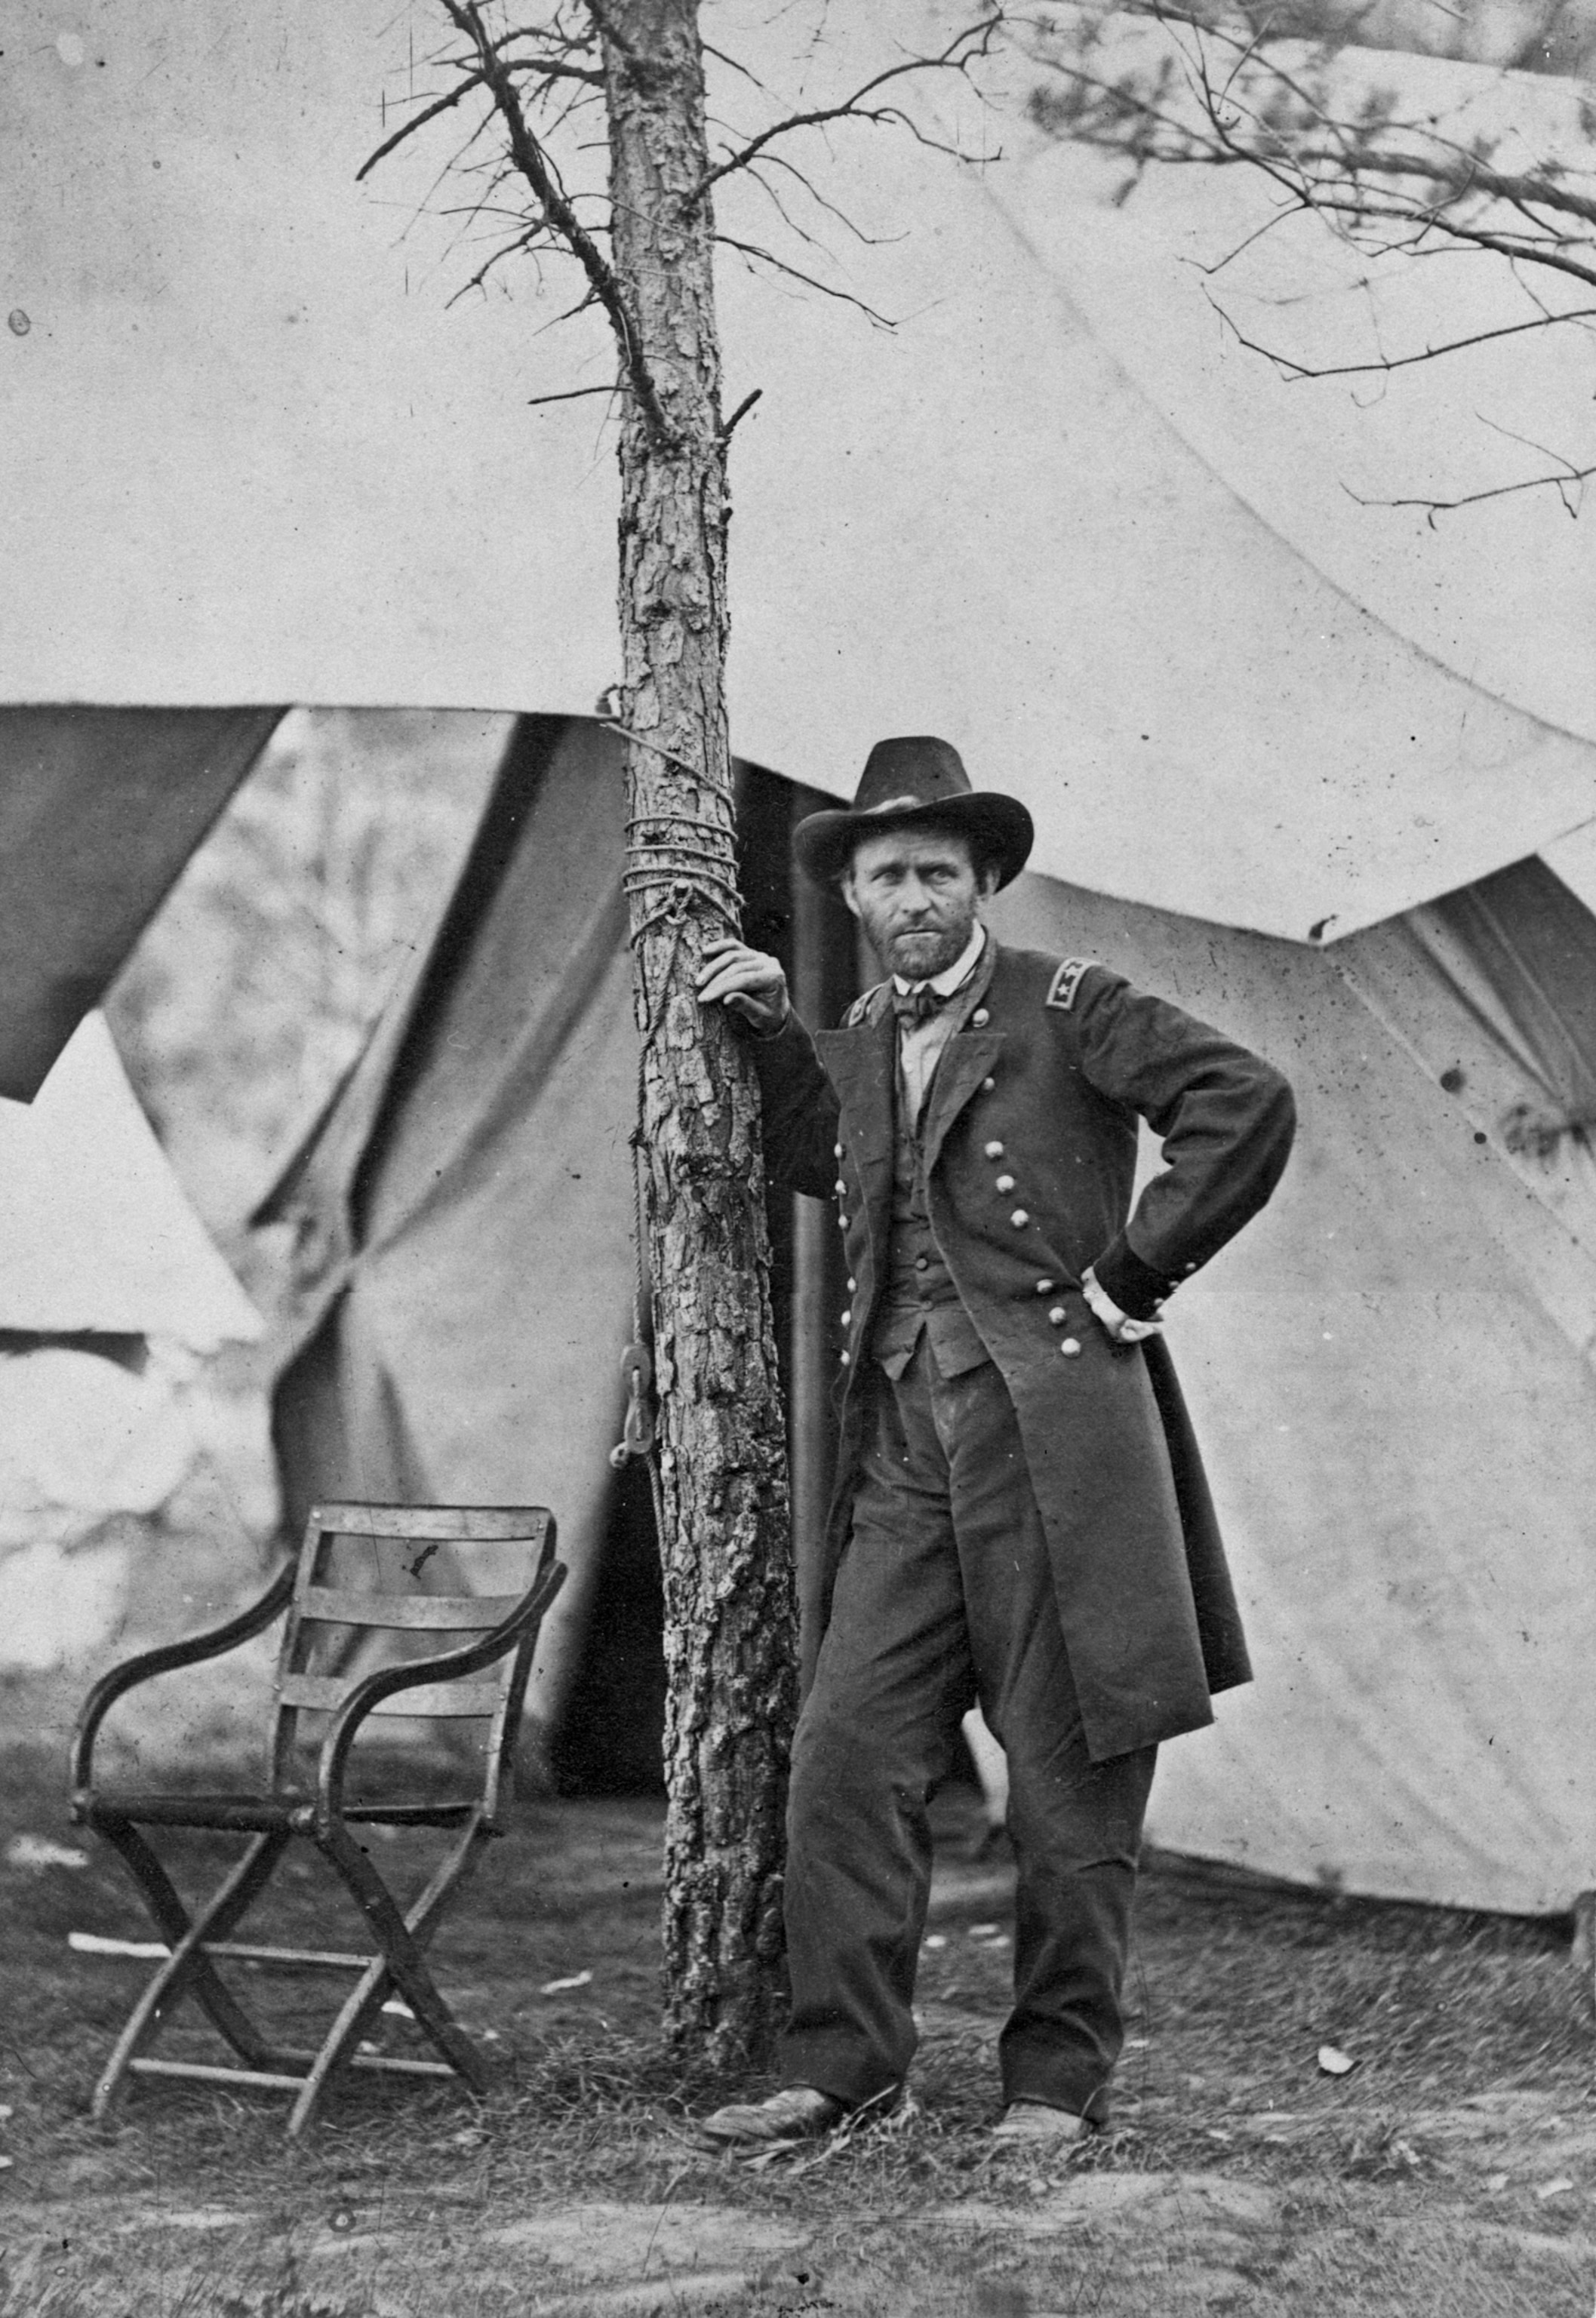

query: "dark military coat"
left=752, top=941, right=1296, bottom=1762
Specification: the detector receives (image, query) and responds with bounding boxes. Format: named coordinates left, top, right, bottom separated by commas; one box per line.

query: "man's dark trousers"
left=780, top=1337, right=1158, bottom=2122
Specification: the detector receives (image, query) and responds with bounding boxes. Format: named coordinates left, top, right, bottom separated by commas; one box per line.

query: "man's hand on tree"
left=696, top=938, right=791, bottom=1034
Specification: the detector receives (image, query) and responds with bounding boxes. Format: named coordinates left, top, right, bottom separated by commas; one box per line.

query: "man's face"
left=841, top=826, right=994, bottom=982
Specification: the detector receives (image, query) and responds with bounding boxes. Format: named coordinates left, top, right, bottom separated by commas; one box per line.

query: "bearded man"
left=693, top=736, right=1296, bottom=2150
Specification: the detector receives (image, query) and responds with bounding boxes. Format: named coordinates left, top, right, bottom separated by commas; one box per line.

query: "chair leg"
left=286, top=1815, right=496, bottom=2137
left=90, top=1827, right=293, bottom=2121
left=297, top=1818, right=493, bottom=2129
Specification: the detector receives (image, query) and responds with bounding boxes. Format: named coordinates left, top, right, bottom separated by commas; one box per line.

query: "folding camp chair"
left=70, top=1502, right=563, bottom=2136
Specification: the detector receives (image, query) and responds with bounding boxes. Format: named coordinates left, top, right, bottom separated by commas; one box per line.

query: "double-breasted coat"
left=752, top=941, right=1297, bottom=1762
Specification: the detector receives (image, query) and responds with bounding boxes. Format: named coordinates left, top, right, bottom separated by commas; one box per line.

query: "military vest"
left=869, top=1086, right=990, bottom=1380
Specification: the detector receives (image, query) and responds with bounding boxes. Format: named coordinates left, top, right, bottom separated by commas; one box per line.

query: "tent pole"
left=787, top=803, right=858, bottom=1683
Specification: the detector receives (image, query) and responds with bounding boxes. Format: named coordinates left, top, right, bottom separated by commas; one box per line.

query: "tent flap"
left=266, top=718, right=640, bottom=1740
left=989, top=866, right=1596, bottom=1915
left=0, top=707, right=284, bottom=1099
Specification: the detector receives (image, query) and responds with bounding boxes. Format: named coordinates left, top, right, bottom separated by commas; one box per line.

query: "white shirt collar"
left=893, top=921, right=987, bottom=999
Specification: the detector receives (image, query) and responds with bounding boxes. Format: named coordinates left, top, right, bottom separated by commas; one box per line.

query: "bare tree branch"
left=435, top=0, right=675, bottom=443
left=447, top=221, right=547, bottom=304
left=527, top=379, right=632, bottom=406
left=1018, top=0, right=1596, bottom=511
left=692, top=19, right=1004, bottom=203
left=714, top=234, right=899, bottom=325
left=358, top=71, right=490, bottom=182
left=718, top=385, right=764, bottom=440
left=1347, top=460, right=1596, bottom=518
left=1207, top=287, right=1596, bottom=378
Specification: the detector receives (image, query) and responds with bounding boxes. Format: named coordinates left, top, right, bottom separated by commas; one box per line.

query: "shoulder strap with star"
left=1044, top=958, right=1101, bottom=1013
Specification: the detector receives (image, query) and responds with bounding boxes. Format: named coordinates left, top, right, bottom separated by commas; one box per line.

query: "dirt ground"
left=2, top=1738, right=1592, bottom=2318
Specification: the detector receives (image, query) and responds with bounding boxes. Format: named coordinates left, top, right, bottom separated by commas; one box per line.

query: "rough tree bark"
left=384, top=0, right=1012, bottom=2077
left=597, top=0, right=798, bottom=2070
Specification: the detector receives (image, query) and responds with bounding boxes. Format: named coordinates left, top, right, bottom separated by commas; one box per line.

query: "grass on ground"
left=0, top=1741, right=1591, bottom=2316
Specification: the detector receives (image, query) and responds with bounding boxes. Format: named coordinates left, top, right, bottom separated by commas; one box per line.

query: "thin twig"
left=1346, top=461, right=1596, bottom=517
left=715, top=235, right=898, bottom=325
left=437, top=0, right=676, bottom=444
left=1203, top=287, right=1596, bottom=379
left=691, top=20, right=1003, bottom=203
left=528, top=380, right=632, bottom=407
left=719, top=386, right=763, bottom=441
left=358, top=71, right=488, bottom=181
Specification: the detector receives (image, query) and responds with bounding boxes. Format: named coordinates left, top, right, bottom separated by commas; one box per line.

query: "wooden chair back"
left=269, top=1503, right=555, bottom=1822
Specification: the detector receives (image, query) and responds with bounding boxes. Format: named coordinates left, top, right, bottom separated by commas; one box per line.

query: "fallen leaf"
left=1484, top=2172, right=1509, bottom=2192
left=923, top=1935, right=948, bottom=1951
left=1536, top=2177, right=1576, bottom=2201
left=0, top=2157, right=13, bottom=2172
left=1318, top=2045, right=1357, bottom=2077
left=5, top=1836, right=88, bottom=1871
left=967, top=1923, right=1001, bottom=1939
left=539, top=1970, right=593, bottom=1996
left=380, top=1998, right=414, bottom=2018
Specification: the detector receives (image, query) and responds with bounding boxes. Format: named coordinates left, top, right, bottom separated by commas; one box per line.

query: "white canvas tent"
left=242, top=714, right=1596, bottom=1916
left=0, top=1015, right=263, bottom=1669
left=2, top=2, right=1594, bottom=1911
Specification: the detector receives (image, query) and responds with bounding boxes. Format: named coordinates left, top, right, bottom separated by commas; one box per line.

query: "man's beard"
left=875, top=912, right=977, bottom=982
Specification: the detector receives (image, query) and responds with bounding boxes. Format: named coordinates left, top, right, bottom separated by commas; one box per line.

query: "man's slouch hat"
left=792, top=736, right=1034, bottom=890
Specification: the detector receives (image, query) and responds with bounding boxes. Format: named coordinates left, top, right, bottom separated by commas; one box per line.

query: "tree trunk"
left=598, top=0, right=798, bottom=2071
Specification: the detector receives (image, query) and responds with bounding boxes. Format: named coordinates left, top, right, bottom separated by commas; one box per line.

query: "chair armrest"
left=315, top=1548, right=566, bottom=1825
left=69, top=1557, right=299, bottom=1800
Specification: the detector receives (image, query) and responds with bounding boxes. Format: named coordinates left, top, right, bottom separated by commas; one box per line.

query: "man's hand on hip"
left=1082, top=1267, right=1165, bottom=1344
left=696, top=938, right=791, bottom=1034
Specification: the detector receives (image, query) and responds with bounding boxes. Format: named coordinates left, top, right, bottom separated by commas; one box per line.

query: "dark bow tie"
left=892, top=982, right=953, bottom=1025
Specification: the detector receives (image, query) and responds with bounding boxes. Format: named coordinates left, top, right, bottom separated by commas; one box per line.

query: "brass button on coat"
left=984, top=1140, right=1004, bottom=1158
left=972, top=1007, right=991, bottom=1026
left=840, top=1308, right=853, bottom=1327
left=1035, top=1278, right=1055, bottom=1294
left=981, top=1076, right=995, bottom=1092
left=1048, top=1306, right=1067, bottom=1325
left=1010, top=1208, right=1029, bottom=1228
left=995, top=1173, right=1015, bottom=1193
left=1059, top=1337, right=1082, bottom=1357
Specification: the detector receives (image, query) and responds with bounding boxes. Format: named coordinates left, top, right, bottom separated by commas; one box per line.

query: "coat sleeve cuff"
left=731, top=1002, right=795, bottom=1046
left=1090, top=1237, right=1173, bottom=1321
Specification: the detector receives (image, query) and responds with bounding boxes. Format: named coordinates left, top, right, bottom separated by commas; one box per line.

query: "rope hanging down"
left=609, top=733, right=744, bottom=1542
